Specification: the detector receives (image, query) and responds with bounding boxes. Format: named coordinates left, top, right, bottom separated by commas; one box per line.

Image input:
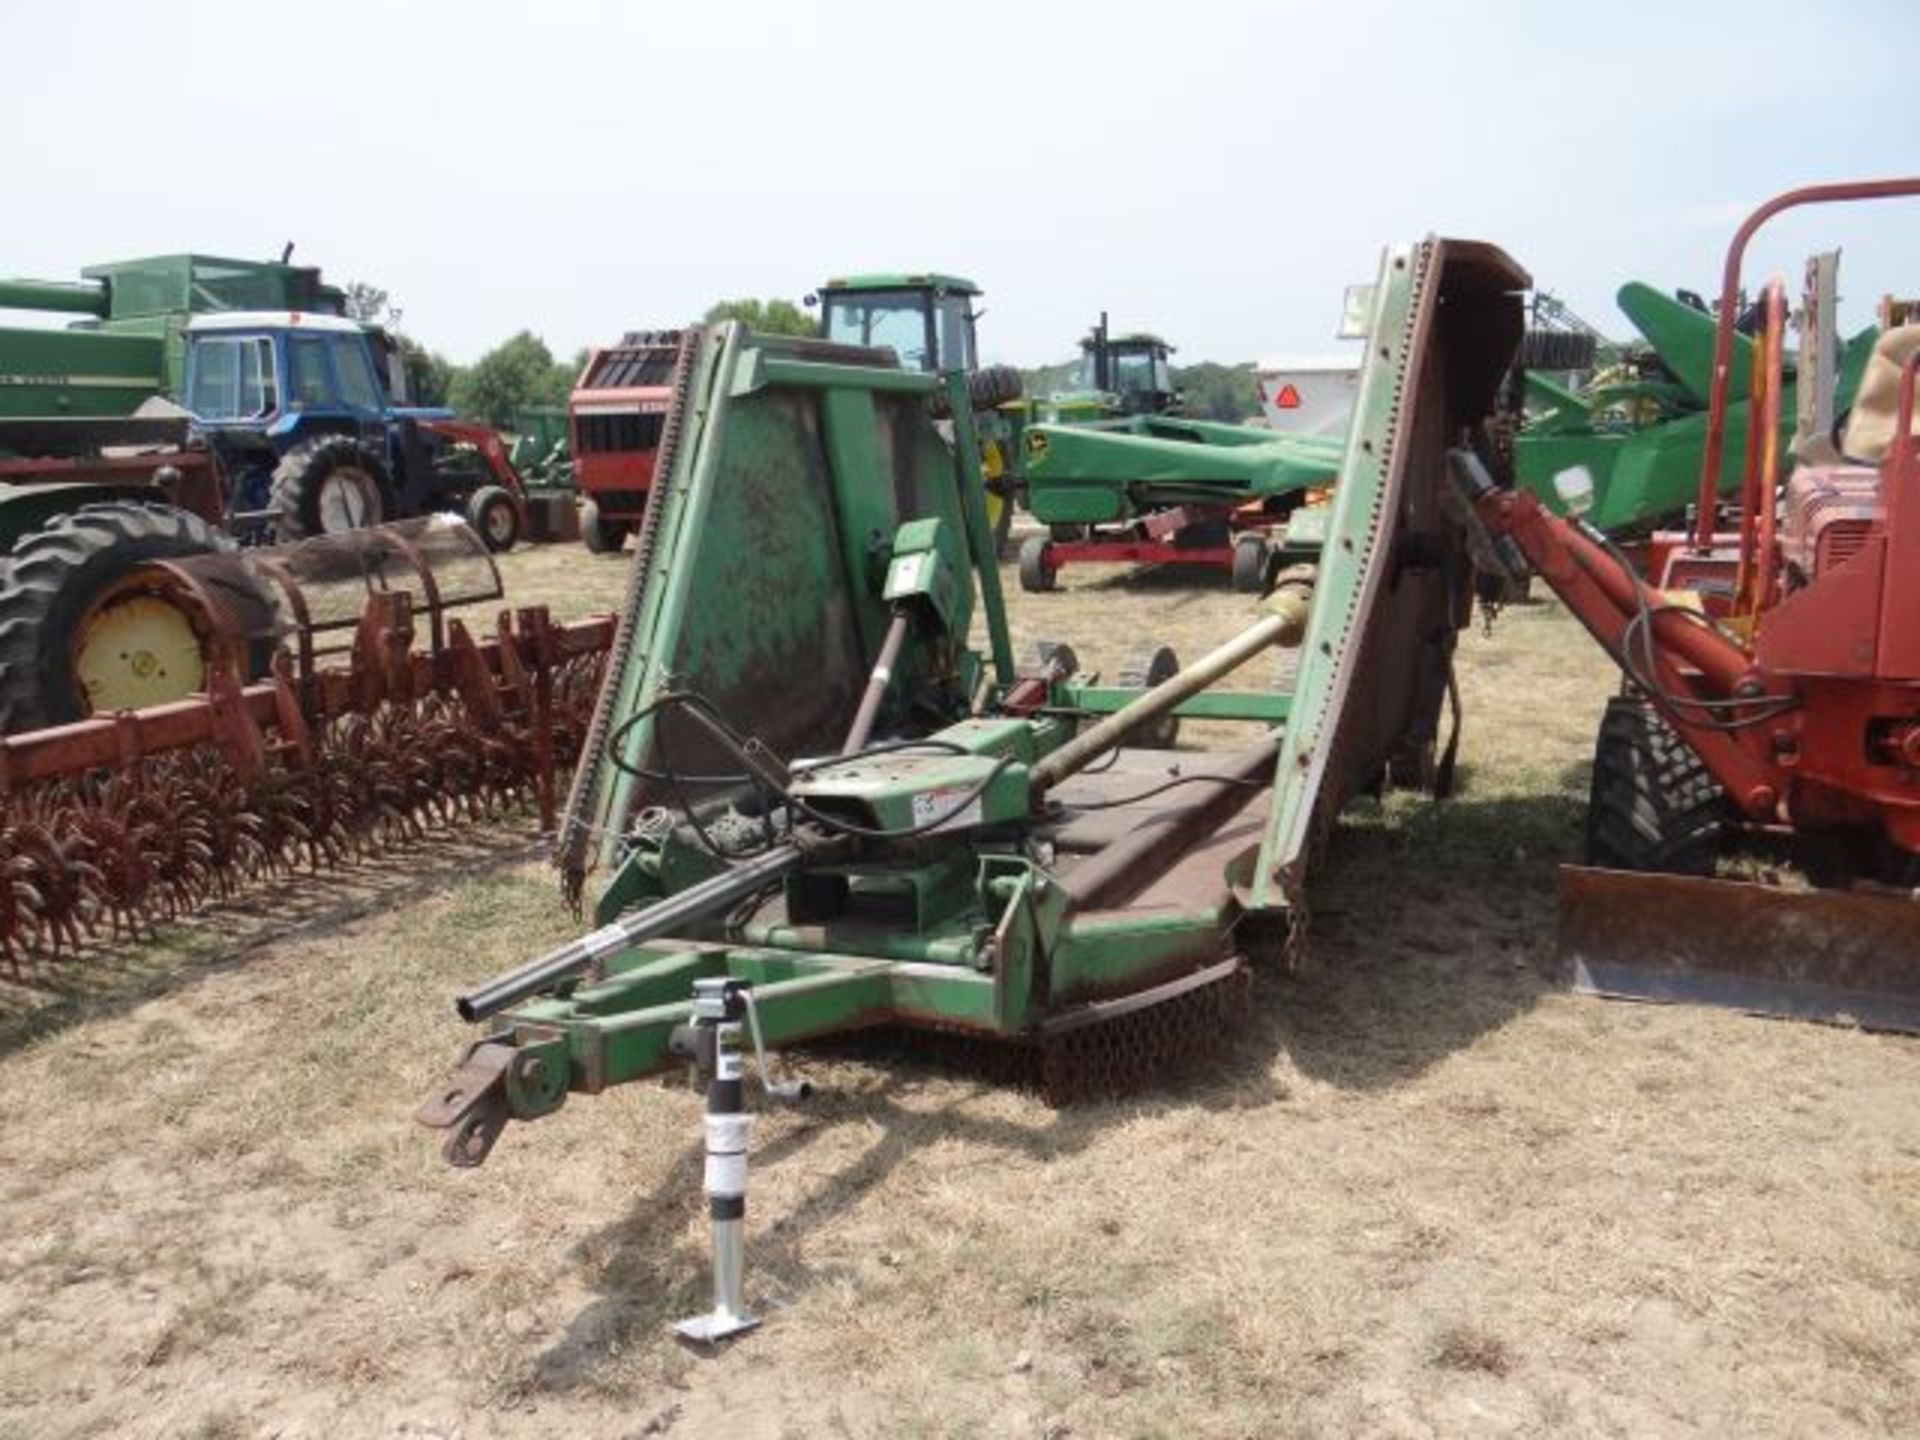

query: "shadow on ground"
left=0, top=824, right=548, bottom=1056
left=533, top=782, right=1589, bottom=1391
left=1269, top=786, right=1586, bottom=1091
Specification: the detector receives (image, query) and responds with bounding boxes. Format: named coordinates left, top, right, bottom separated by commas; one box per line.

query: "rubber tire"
left=0, top=502, right=236, bottom=733
left=985, top=483, right=1015, bottom=555
left=466, top=485, right=521, bottom=553
left=581, top=498, right=628, bottom=555
left=1584, top=695, right=1725, bottom=874
left=1018, top=535, right=1056, bottom=593
left=1231, top=534, right=1271, bottom=593
left=970, top=364, right=1025, bottom=411
left=1518, top=329, right=1597, bottom=373
left=1117, top=644, right=1181, bottom=749
left=269, top=435, right=391, bottom=541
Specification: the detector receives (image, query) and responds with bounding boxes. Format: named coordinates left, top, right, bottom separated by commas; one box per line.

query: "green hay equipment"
left=418, top=236, right=1525, bottom=1339
left=1510, top=279, right=1879, bottom=534
left=1015, top=413, right=1344, bottom=592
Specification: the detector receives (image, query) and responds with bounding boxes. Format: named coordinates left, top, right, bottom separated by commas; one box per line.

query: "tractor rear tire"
left=1018, top=535, right=1056, bottom=593
left=970, top=364, right=1025, bottom=411
left=466, top=485, right=521, bottom=553
left=1584, top=695, right=1725, bottom=874
left=581, top=499, right=628, bottom=555
left=1231, top=534, right=1271, bottom=593
left=1117, top=644, right=1181, bottom=749
left=0, top=502, right=237, bottom=733
left=1518, top=329, right=1598, bottom=374
left=269, top=435, right=391, bottom=541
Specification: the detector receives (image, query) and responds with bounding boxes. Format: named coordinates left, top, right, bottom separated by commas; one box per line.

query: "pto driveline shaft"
left=1029, top=575, right=1315, bottom=794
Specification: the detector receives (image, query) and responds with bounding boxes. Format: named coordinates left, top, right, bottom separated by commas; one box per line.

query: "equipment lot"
left=2, top=545, right=1916, bottom=1439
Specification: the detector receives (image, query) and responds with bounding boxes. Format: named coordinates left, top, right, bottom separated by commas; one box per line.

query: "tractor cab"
left=815, top=273, right=980, bottom=375
left=180, top=313, right=522, bottom=549
left=1076, top=315, right=1179, bottom=416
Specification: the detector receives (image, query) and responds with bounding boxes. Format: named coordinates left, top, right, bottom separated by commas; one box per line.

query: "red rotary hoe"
left=0, top=518, right=611, bottom=969
left=1455, top=177, right=1920, bottom=1029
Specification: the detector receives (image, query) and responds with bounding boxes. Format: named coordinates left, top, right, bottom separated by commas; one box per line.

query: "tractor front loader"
left=416, top=237, right=1524, bottom=1332
left=1456, top=177, right=1920, bottom=1031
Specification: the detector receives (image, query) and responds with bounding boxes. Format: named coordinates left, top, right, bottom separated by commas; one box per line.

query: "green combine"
left=417, top=236, right=1525, bottom=1339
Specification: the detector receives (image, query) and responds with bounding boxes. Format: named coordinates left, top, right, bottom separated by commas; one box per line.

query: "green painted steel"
left=436, top=254, right=1518, bottom=1134
left=1255, top=238, right=1528, bottom=907
left=0, top=328, right=169, bottom=425
left=0, top=278, right=108, bottom=317
left=1058, top=685, right=1291, bottom=723
left=1512, top=280, right=1879, bottom=533
left=582, top=326, right=985, bottom=877
left=0, top=252, right=348, bottom=421
left=822, top=273, right=980, bottom=297
left=1021, top=414, right=1342, bottom=526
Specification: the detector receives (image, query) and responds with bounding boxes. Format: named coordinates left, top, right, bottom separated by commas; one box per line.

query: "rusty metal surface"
left=1559, top=864, right=1920, bottom=1033
left=0, top=606, right=611, bottom=970
left=415, top=1040, right=515, bottom=1167
left=809, top=958, right=1254, bottom=1105
left=161, top=515, right=502, bottom=663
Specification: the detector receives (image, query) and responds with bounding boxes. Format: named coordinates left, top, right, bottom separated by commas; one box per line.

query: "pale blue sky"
left=5, top=0, right=1914, bottom=366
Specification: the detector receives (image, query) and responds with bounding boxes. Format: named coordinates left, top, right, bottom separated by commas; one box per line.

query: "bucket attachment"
left=1559, top=865, right=1920, bottom=1033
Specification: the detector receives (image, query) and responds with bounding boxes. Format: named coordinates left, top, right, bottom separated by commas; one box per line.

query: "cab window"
left=1112, top=350, right=1156, bottom=397
left=935, top=297, right=976, bottom=374
left=822, top=290, right=933, bottom=372
left=329, top=336, right=384, bottom=411
left=289, top=337, right=334, bottom=408
left=187, top=337, right=277, bottom=421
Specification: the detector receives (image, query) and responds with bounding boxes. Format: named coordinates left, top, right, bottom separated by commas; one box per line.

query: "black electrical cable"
left=1060, top=772, right=1268, bottom=811
left=1589, top=525, right=1799, bottom=733
left=601, top=690, right=1021, bottom=846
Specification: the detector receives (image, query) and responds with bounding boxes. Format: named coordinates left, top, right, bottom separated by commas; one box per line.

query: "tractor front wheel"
left=269, top=435, right=391, bottom=541
left=1584, top=694, right=1725, bottom=874
left=0, top=502, right=240, bottom=733
left=466, top=485, right=522, bottom=553
left=581, top=499, right=628, bottom=555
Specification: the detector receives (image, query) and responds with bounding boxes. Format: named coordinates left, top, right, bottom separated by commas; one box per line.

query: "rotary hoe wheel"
left=0, top=502, right=239, bottom=734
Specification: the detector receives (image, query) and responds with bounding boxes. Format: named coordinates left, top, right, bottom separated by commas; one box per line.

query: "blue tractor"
left=182, top=312, right=526, bottom=550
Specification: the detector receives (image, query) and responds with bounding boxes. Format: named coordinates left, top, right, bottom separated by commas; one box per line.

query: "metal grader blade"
left=1560, top=866, right=1920, bottom=1033
left=423, top=238, right=1532, bottom=1157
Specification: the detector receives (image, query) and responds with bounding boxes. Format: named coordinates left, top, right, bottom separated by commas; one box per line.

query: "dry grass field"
left=2, top=538, right=1917, bottom=1438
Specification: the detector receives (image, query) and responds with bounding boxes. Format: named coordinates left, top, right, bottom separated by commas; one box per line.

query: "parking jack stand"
left=673, top=977, right=760, bottom=1344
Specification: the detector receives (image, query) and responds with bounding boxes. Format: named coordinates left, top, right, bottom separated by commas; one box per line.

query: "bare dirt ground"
left=2, top=540, right=1918, bottom=1439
